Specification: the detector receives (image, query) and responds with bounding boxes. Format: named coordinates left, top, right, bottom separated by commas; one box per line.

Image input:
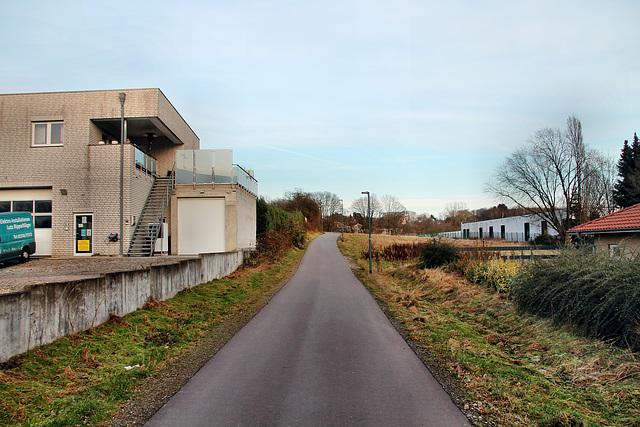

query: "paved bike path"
left=146, top=233, right=470, bottom=426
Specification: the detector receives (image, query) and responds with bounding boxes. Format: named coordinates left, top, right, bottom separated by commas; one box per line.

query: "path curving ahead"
left=145, top=233, right=470, bottom=426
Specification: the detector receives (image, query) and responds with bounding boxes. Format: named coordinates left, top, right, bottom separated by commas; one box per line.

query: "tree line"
left=260, top=116, right=637, bottom=241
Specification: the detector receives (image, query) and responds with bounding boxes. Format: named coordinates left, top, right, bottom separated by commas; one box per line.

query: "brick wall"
left=0, top=89, right=199, bottom=256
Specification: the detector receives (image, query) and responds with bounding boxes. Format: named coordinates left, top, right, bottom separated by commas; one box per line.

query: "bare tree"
left=486, top=116, right=614, bottom=240
left=441, top=201, right=475, bottom=230
left=351, top=193, right=380, bottom=231
left=312, top=191, right=342, bottom=231
left=379, top=194, right=407, bottom=234
left=274, top=188, right=321, bottom=230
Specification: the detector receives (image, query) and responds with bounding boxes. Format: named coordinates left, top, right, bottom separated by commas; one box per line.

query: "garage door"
left=0, top=189, right=52, bottom=256
left=177, top=198, right=225, bottom=255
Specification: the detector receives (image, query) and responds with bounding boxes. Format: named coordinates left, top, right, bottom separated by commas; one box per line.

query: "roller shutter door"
left=177, top=198, right=225, bottom=255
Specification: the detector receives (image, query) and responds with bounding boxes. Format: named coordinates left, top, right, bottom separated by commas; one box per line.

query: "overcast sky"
left=1, top=0, right=639, bottom=217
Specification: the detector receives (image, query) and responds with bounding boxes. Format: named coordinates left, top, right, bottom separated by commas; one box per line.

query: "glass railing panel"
left=214, top=149, right=233, bottom=183
left=176, top=150, right=194, bottom=184
left=195, top=150, right=213, bottom=183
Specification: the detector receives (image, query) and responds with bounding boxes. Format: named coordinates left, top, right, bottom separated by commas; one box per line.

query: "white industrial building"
left=461, top=213, right=559, bottom=242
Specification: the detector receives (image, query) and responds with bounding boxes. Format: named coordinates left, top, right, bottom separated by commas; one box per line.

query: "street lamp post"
left=361, top=191, right=371, bottom=273
left=119, top=92, right=126, bottom=256
left=340, top=199, right=344, bottom=242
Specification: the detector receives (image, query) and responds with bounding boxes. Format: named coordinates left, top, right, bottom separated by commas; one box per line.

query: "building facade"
left=461, top=213, right=559, bottom=242
left=0, top=89, right=256, bottom=257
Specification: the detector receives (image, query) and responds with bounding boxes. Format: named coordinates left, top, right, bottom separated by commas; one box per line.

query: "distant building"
left=461, top=213, right=559, bottom=242
left=0, top=89, right=257, bottom=257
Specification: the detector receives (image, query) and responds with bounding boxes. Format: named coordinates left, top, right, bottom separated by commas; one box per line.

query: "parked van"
left=0, top=212, right=36, bottom=263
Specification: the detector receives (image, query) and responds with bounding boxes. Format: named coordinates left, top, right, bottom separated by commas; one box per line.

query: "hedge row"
left=512, top=249, right=640, bottom=352
left=256, top=198, right=305, bottom=256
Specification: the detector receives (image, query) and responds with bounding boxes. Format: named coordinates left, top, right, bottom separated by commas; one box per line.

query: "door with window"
left=75, top=214, right=93, bottom=255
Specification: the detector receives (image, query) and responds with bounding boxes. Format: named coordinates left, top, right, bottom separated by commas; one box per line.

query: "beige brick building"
left=0, top=89, right=257, bottom=257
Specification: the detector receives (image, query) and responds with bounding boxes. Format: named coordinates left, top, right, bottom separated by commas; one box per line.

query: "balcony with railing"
left=135, top=146, right=157, bottom=176
left=175, top=149, right=258, bottom=196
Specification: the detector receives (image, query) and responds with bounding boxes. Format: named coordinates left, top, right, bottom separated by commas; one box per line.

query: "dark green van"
left=0, top=212, right=36, bottom=263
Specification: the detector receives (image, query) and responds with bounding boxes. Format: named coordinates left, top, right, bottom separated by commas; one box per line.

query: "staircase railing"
left=127, top=164, right=175, bottom=256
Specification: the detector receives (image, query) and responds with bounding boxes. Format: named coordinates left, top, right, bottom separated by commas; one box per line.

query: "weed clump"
left=418, top=240, right=458, bottom=269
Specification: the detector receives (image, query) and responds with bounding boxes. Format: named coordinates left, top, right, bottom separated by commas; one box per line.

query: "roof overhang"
left=91, top=117, right=183, bottom=145
left=569, top=228, right=640, bottom=235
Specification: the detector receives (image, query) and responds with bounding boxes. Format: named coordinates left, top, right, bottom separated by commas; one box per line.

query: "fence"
left=457, top=245, right=566, bottom=260
left=420, top=231, right=551, bottom=243
left=0, top=250, right=250, bottom=362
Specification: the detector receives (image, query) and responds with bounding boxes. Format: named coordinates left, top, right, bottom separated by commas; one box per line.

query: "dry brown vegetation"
left=341, top=233, right=640, bottom=426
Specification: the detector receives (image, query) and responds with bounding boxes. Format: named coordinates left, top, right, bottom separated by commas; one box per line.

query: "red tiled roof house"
left=568, top=203, right=640, bottom=256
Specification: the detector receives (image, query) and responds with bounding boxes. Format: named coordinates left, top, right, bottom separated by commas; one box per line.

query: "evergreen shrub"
left=512, top=249, right=640, bottom=351
left=255, top=197, right=306, bottom=260
left=418, top=240, right=458, bottom=269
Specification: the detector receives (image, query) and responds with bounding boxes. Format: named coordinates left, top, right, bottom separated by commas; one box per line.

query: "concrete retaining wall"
left=0, top=251, right=246, bottom=362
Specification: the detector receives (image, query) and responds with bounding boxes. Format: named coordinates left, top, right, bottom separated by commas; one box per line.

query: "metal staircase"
left=127, top=174, right=173, bottom=257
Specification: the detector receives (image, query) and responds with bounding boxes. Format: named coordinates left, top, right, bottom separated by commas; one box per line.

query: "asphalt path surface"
left=145, top=233, right=470, bottom=426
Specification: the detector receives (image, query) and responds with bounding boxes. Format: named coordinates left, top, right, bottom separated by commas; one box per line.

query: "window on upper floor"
left=32, top=121, right=64, bottom=146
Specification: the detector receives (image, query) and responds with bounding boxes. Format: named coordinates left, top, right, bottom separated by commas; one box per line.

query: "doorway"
left=75, top=214, right=93, bottom=255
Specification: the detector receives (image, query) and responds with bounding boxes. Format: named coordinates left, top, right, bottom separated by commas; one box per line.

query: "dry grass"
left=340, top=233, right=640, bottom=426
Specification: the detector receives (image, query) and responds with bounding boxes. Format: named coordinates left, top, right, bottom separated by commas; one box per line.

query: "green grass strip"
left=0, top=246, right=306, bottom=427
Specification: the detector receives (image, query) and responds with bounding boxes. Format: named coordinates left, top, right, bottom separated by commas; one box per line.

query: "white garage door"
left=177, top=198, right=225, bottom=255
left=0, top=188, right=52, bottom=256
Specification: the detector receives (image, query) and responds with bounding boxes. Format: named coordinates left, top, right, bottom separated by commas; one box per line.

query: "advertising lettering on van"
left=0, top=217, right=32, bottom=226
left=12, top=233, right=33, bottom=240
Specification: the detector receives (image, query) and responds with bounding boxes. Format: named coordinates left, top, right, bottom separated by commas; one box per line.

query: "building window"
left=609, top=244, right=621, bottom=258
left=32, top=121, right=64, bottom=146
left=35, top=200, right=52, bottom=213
left=5, top=200, right=52, bottom=229
left=12, top=200, right=33, bottom=212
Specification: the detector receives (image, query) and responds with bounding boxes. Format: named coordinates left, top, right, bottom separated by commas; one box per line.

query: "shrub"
left=382, top=242, right=427, bottom=261
left=418, top=240, right=458, bottom=269
left=255, top=198, right=306, bottom=260
left=362, top=243, right=427, bottom=263
left=533, top=233, right=557, bottom=246
left=512, top=249, right=640, bottom=351
left=462, top=259, right=519, bottom=293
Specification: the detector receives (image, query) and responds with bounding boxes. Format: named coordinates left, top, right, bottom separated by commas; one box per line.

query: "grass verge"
left=340, top=234, right=640, bottom=426
left=0, top=244, right=308, bottom=427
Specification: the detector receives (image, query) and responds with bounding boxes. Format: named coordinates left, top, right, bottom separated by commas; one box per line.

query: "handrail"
left=149, top=163, right=175, bottom=256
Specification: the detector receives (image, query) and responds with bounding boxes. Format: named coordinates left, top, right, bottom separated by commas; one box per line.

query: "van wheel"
left=19, top=247, right=30, bottom=263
